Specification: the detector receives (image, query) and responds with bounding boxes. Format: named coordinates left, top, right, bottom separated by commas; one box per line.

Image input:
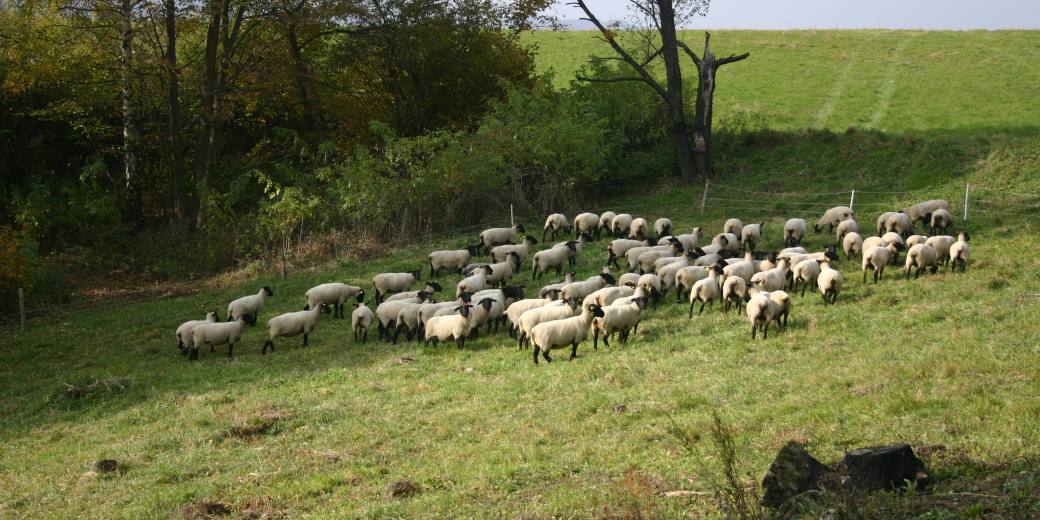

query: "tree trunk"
left=692, top=44, right=717, bottom=178
left=163, top=0, right=189, bottom=226
left=193, top=0, right=224, bottom=229
left=286, top=21, right=319, bottom=131
left=655, top=0, right=696, bottom=184
left=119, top=0, right=142, bottom=226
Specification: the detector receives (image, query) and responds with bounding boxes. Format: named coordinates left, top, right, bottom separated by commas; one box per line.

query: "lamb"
left=573, top=212, right=600, bottom=240
left=654, top=218, right=673, bottom=238
left=876, top=212, right=897, bottom=236
left=784, top=218, right=807, bottom=247
left=423, top=304, right=475, bottom=349
left=628, top=217, right=650, bottom=239
left=491, top=236, right=538, bottom=266
left=949, top=231, right=970, bottom=272
left=904, top=243, right=939, bottom=279
left=190, top=315, right=253, bottom=360
left=606, top=238, right=655, bottom=269
left=611, top=213, right=634, bottom=237
left=862, top=245, right=891, bottom=283
left=884, top=212, right=914, bottom=238
left=902, top=199, right=950, bottom=226
left=530, top=303, right=605, bottom=364
left=305, top=283, right=365, bottom=319
left=227, top=286, right=274, bottom=323
left=262, top=304, right=331, bottom=354
left=929, top=208, right=953, bottom=235
left=592, top=298, right=646, bottom=349
left=925, top=235, right=956, bottom=269
left=538, top=272, right=574, bottom=298
left=723, top=218, right=743, bottom=236
left=835, top=219, right=859, bottom=242
left=750, top=258, right=790, bottom=292
left=688, top=264, right=724, bottom=318
left=175, top=311, right=219, bottom=355
left=791, top=258, right=821, bottom=297
left=722, top=275, right=747, bottom=314
left=457, top=266, right=493, bottom=298
left=351, top=302, right=374, bottom=343
left=532, top=242, right=577, bottom=279
left=372, top=269, right=421, bottom=304
left=842, top=232, right=864, bottom=259
left=543, top=213, right=570, bottom=242
left=598, top=211, right=617, bottom=240
left=376, top=292, right=431, bottom=341
left=561, top=272, right=617, bottom=302
left=429, top=245, right=480, bottom=277
left=814, top=206, right=855, bottom=234
left=478, top=224, right=525, bottom=253
left=741, top=222, right=764, bottom=251
left=817, top=260, right=843, bottom=305
left=745, top=289, right=778, bottom=339
left=384, top=282, right=444, bottom=302
left=484, top=252, right=521, bottom=287
left=517, top=298, right=579, bottom=348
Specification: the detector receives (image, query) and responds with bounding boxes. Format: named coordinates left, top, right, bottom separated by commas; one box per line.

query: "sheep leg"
left=763, top=321, right=769, bottom=339
left=363, top=329, right=368, bottom=343
left=210, top=344, right=215, bottom=353
left=569, top=342, right=578, bottom=360
left=863, top=270, right=868, bottom=283
left=603, top=331, right=610, bottom=348
left=542, top=349, right=552, bottom=363
left=189, top=347, right=199, bottom=361
left=303, top=333, right=309, bottom=347
left=593, top=329, right=600, bottom=350
left=688, top=302, right=696, bottom=319
left=698, top=300, right=706, bottom=315
left=227, top=342, right=235, bottom=357
left=751, top=323, right=757, bottom=339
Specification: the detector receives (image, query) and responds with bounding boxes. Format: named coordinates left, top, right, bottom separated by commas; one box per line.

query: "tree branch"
left=576, top=75, right=655, bottom=85
left=716, top=52, right=750, bottom=67
left=676, top=40, right=700, bottom=66
left=569, top=0, right=667, bottom=100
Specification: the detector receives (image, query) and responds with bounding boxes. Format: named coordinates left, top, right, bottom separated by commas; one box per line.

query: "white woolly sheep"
left=784, top=218, right=807, bottom=247
left=484, top=252, right=520, bottom=287
left=392, top=299, right=433, bottom=344
left=543, top=213, right=570, bottom=242
left=655, top=218, right=673, bottom=238
left=592, top=298, right=646, bottom=349
left=516, top=298, right=578, bottom=348
left=472, top=286, right=525, bottom=333
left=929, top=208, right=953, bottom=235
left=423, top=304, right=475, bottom=349
left=561, top=272, right=616, bottom=301
left=372, top=269, right=421, bottom=304
left=791, top=258, right=821, bottom=297
left=884, top=212, right=914, bottom=238
left=904, top=243, right=938, bottom=279
left=376, top=292, right=431, bottom=341
left=745, top=290, right=778, bottom=339
left=814, top=206, right=855, bottom=234
left=457, top=266, right=493, bottom=298
left=842, top=232, right=864, bottom=259
left=262, top=304, right=330, bottom=354
left=766, top=290, right=791, bottom=329
left=741, top=222, right=764, bottom=251
left=598, top=211, right=617, bottom=240
left=925, top=235, right=956, bottom=268
left=176, top=311, right=219, bottom=355
left=506, top=294, right=557, bottom=338
left=950, top=231, right=970, bottom=272
left=583, top=285, right=635, bottom=308
left=671, top=227, right=704, bottom=251
left=723, top=218, right=743, bottom=236
left=573, top=212, right=600, bottom=240
left=636, top=241, right=684, bottom=273
left=530, top=303, right=605, bottom=364
left=227, top=286, right=273, bottom=323
left=618, top=272, right=641, bottom=288
left=385, top=282, right=444, bottom=303
left=817, top=260, right=843, bottom=305
left=723, top=251, right=758, bottom=284
left=902, top=199, right=950, bottom=226
left=305, top=283, right=364, bottom=319
left=862, top=245, right=891, bottom=283
left=750, top=258, right=790, bottom=292
left=881, top=232, right=907, bottom=264
left=689, top=264, right=724, bottom=318
left=722, top=275, right=747, bottom=314
left=675, top=265, right=711, bottom=303
left=429, top=245, right=480, bottom=277
left=628, top=217, right=650, bottom=239
left=417, top=294, right=474, bottom=335
left=876, top=212, right=896, bottom=236
left=714, top=232, right=741, bottom=254
left=352, top=302, right=374, bottom=343
left=835, top=219, right=859, bottom=242
left=478, top=224, right=525, bottom=253
left=611, top=213, right=634, bottom=237
left=532, top=242, right=576, bottom=279
left=622, top=240, right=675, bottom=271
left=555, top=232, right=592, bottom=267
left=539, top=272, right=575, bottom=298
left=905, top=234, right=929, bottom=248
left=607, top=238, right=655, bottom=269
left=190, top=316, right=251, bottom=360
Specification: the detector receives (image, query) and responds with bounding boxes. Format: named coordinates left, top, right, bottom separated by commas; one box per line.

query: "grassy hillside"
left=2, top=30, right=1040, bottom=518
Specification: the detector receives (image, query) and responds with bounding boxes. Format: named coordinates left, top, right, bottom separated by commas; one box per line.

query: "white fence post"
left=510, top=204, right=514, bottom=227
left=963, top=183, right=970, bottom=221
left=849, top=189, right=856, bottom=212
left=700, top=179, right=709, bottom=214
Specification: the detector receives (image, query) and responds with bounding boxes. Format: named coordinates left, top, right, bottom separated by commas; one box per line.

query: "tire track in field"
left=866, top=32, right=921, bottom=130
left=810, top=52, right=857, bottom=129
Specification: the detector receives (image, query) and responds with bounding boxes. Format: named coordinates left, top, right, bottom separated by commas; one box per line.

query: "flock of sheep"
left=174, top=199, right=971, bottom=364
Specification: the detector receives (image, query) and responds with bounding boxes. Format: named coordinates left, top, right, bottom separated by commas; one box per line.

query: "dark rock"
left=761, top=441, right=830, bottom=509
left=611, top=404, right=626, bottom=414
left=388, top=480, right=420, bottom=498
left=842, top=443, right=929, bottom=492
left=92, top=459, right=120, bottom=473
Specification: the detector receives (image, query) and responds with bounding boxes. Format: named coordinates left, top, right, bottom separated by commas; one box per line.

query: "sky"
left=550, top=0, right=1040, bottom=30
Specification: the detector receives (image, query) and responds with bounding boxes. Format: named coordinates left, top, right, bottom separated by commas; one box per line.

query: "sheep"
left=689, top=264, right=724, bottom=318
left=670, top=227, right=703, bottom=251
left=539, top=272, right=574, bottom=298
left=817, top=260, right=843, bottom=305
left=555, top=232, right=592, bottom=267
left=654, top=218, right=673, bottom=238
left=532, top=242, right=577, bottom=279
left=626, top=217, right=649, bottom=240
left=675, top=265, right=711, bottom=303
left=814, top=206, right=855, bottom=234
left=784, top=218, right=807, bottom=247
left=561, top=272, right=617, bottom=302
left=376, top=292, right=431, bottom=341
left=835, top=219, right=859, bottom=242
left=622, top=240, right=676, bottom=271
left=842, top=232, right=864, bottom=259
left=592, top=298, right=646, bottom=349
left=484, top=252, right=520, bottom=287
left=694, top=253, right=724, bottom=267
left=175, top=311, right=219, bottom=355
left=262, top=304, right=331, bottom=354
left=902, top=199, right=950, bottom=226
left=779, top=246, right=807, bottom=256
left=423, top=304, right=474, bottom=349
left=884, top=212, right=914, bottom=238
left=791, top=259, right=821, bottom=297
left=714, top=232, right=741, bottom=255
left=190, top=315, right=253, bottom=360
left=352, top=302, right=374, bottom=343
left=750, top=258, right=790, bottom=292
left=876, top=212, right=897, bottom=236
left=384, top=282, right=444, bottom=303
left=949, top=231, right=970, bottom=272
left=904, top=243, right=939, bottom=279
left=766, top=290, right=792, bottom=329
left=882, top=232, right=907, bottom=264
left=722, top=276, right=747, bottom=314
left=583, top=285, right=635, bottom=308
left=457, top=266, right=493, bottom=298
left=741, top=222, right=764, bottom=251
left=506, top=294, right=557, bottom=338
left=929, top=208, right=953, bottom=236
left=543, top=213, right=570, bottom=242
left=598, top=211, right=617, bottom=240
left=227, top=286, right=273, bottom=323
left=478, top=224, right=525, bottom=254
left=722, top=251, right=758, bottom=284
left=745, top=290, right=778, bottom=339
left=517, top=298, right=579, bottom=348
left=472, top=286, right=525, bottom=333
left=530, top=303, right=605, bottom=364
left=491, top=236, right=538, bottom=266
left=417, top=294, right=474, bottom=336
left=573, top=212, right=599, bottom=240
left=636, top=241, right=684, bottom=273
left=393, top=299, right=434, bottom=344
left=305, top=283, right=365, bottom=319
left=925, top=235, right=956, bottom=269
left=455, top=297, right=496, bottom=340
left=723, top=218, right=743, bottom=236
left=636, top=273, right=661, bottom=299
left=862, top=245, right=891, bottom=283
left=606, top=238, right=655, bottom=269
left=906, top=234, right=929, bottom=248
left=372, top=270, right=421, bottom=304
left=618, top=272, right=641, bottom=288
left=611, top=213, right=634, bottom=237
left=429, top=245, right=480, bottom=277
left=657, top=250, right=703, bottom=299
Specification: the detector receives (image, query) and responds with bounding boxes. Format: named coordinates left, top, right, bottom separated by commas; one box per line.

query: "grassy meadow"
left=2, top=30, right=1040, bottom=518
